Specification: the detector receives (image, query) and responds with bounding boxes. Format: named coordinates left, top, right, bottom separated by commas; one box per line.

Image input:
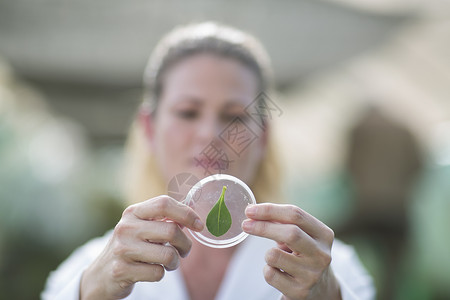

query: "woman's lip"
left=191, top=156, right=232, bottom=173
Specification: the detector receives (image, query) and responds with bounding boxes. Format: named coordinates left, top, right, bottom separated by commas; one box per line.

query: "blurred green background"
left=1, top=1, right=449, bottom=299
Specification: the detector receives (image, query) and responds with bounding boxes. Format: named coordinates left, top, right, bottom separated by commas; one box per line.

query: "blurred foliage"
left=287, top=161, right=450, bottom=300
left=0, top=120, right=125, bottom=299
left=0, top=67, right=125, bottom=299
left=406, top=163, right=450, bottom=299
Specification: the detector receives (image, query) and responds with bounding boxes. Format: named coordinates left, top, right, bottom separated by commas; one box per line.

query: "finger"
left=112, top=260, right=166, bottom=284
left=125, top=196, right=204, bottom=232
left=265, top=247, right=317, bottom=279
left=130, top=263, right=165, bottom=283
left=245, top=203, right=334, bottom=242
left=263, top=265, right=307, bottom=300
left=277, top=242, right=292, bottom=253
left=242, top=220, right=317, bottom=255
left=135, top=220, right=192, bottom=258
left=127, top=243, right=180, bottom=271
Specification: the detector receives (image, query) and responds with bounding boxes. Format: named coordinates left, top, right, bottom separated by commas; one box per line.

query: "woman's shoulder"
left=331, top=239, right=376, bottom=299
left=60, top=230, right=113, bottom=270
left=331, top=238, right=367, bottom=272
left=42, top=230, right=113, bottom=299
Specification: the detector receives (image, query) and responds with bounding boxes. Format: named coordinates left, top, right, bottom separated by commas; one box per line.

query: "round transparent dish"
left=183, top=174, right=256, bottom=248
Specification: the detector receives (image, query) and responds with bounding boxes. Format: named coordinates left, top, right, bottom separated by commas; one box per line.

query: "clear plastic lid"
left=183, top=174, right=256, bottom=248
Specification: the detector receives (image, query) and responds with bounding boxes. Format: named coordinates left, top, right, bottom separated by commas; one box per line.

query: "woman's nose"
left=196, top=115, right=222, bottom=144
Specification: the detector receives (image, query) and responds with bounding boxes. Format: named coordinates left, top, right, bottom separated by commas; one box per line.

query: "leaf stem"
left=218, top=186, right=227, bottom=231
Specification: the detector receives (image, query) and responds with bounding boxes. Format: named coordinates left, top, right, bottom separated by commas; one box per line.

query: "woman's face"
left=147, top=54, right=266, bottom=185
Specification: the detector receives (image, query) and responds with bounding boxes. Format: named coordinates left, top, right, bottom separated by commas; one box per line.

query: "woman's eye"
left=221, top=113, right=248, bottom=123
left=177, top=110, right=199, bottom=120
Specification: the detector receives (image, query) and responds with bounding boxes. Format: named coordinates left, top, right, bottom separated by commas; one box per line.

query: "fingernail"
left=242, top=220, right=254, bottom=232
left=245, top=204, right=257, bottom=216
left=194, top=219, right=204, bottom=231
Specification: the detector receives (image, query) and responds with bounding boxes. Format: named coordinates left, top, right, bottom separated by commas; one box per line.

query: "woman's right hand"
left=80, top=196, right=204, bottom=300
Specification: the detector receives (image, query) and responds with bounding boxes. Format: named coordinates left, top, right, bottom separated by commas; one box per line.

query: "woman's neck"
left=180, top=238, right=238, bottom=300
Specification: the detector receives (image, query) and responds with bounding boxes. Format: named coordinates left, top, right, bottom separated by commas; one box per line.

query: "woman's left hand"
left=242, top=203, right=341, bottom=300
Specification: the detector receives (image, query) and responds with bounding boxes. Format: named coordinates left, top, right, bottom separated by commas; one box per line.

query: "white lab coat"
left=42, top=231, right=375, bottom=300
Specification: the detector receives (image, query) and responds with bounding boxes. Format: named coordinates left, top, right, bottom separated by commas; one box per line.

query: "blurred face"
left=145, top=54, right=266, bottom=185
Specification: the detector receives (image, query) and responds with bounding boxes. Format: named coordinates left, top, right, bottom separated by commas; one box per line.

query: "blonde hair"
left=123, top=22, right=282, bottom=205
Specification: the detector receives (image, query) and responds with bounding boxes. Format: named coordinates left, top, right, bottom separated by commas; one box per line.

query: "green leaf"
left=206, top=186, right=232, bottom=237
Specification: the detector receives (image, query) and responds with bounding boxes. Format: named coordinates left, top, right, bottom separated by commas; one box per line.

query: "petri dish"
left=183, top=174, right=256, bottom=248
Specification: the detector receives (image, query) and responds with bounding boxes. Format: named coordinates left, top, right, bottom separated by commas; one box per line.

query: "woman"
left=42, top=22, right=375, bottom=300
